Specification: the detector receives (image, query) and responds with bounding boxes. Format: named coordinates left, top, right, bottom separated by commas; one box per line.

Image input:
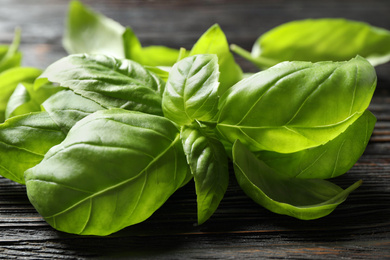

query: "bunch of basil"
left=0, top=0, right=389, bottom=236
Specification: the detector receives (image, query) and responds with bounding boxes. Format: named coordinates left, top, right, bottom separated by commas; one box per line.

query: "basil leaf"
left=181, top=124, right=228, bottom=224
left=25, top=109, right=190, bottom=235
left=233, top=140, right=361, bottom=220
left=5, top=80, right=62, bottom=119
left=256, top=111, right=376, bottom=179
left=0, top=67, right=42, bottom=122
left=217, top=56, right=376, bottom=153
left=64, top=1, right=181, bottom=66
left=0, top=27, right=22, bottom=72
left=42, top=90, right=105, bottom=133
left=0, top=112, right=66, bottom=184
left=233, top=18, right=390, bottom=69
left=40, top=54, right=165, bottom=116
left=63, top=0, right=127, bottom=58
left=162, top=54, right=220, bottom=126
left=189, top=24, right=242, bottom=95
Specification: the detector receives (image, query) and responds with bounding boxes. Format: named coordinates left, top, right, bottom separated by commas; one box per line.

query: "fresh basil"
left=162, top=54, right=220, bottom=126
left=233, top=140, right=362, bottom=220
left=5, top=79, right=62, bottom=119
left=0, top=112, right=66, bottom=184
left=181, top=124, right=229, bottom=224
left=25, top=109, right=190, bottom=235
left=190, top=24, right=243, bottom=95
left=0, top=67, right=42, bottom=122
left=64, top=0, right=181, bottom=66
left=39, top=54, right=165, bottom=116
left=0, top=27, right=22, bottom=72
left=217, top=56, right=376, bottom=153
left=232, top=18, right=390, bottom=69
left=256, top=110, right=376, bottom=179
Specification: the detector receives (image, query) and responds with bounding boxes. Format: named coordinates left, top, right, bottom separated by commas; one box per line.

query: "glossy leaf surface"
left=233, top=140, right=361, bottom=220
left=181, top=124, right=228, bottom=224
left=189, top=24, right=242, bottom=95
left=40, top=54, right=165, bottom=116
left=256, top=111, right=376, bottom=179
left=234, top=18, right=390, bottom=69
left=0, top=112, right=66, bottom=184
left=217, top=56, right=376, bottom=153
left=25, top=109, right=190, bottom=236
left=162, top=54, right=220, bottom=126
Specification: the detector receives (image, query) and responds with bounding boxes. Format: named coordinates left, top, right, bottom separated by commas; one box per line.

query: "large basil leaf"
left=256, top=111, right=376, bottom=179
left=189, top=24, right=242, bottom=95
left=217, top=56, right=376, bottom=153
left=233, top=140, right=361, bottom=220
left=0, top=112, right=66, bottom=184
left=181, top=124, right=228, bottom=224
left=25, top=109, right=190, bottom=236
left=0, top=67, right=42, bottom=122
left=162, top=54, right=220, bottom=126
left=40, top=54, right=165, bottom=116
left=0, top=27, right=22, bottom=72
left=5, top=80, right=62, bottom=119
left=42, top=90, right=105, bottom=133
left=63, top=0, right=127, bottom=58
left=233, top=18, right=390, bottom=69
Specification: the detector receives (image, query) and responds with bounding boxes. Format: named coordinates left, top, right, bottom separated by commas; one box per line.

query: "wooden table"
left=1, top=0, right=390, bottom=258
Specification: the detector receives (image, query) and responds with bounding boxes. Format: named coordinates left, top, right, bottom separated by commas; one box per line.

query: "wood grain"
left=0, top=0, right=390, bottom=258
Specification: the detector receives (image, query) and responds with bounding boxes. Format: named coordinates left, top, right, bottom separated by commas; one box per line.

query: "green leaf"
left=5, top=80, right=62, bottom=119
left=63, top=0, right=127, bottom=58
left=42, top=90, right=105, bottom=133
left=233, top=18, right=390, bottom=69
left=232, top=140, right=361, bottom=220
left=40, top=54, right=165, bottom=116
left=217, top=56, right=376, bottom=153
left=0, top=27, right=22, bottom=72
left=181, top=124, right=229, bottom=224
left=64, top=1, right=181, bottom=66
left=0, top=112, right=66, bottom=184
left=162, top=54, right=220, bottom=126
left=0, top=67, right=42, bottom=122
left=256, top=111, right=376, bottom=179
left=25, top=109, right=190, bottom=236
left=189, top=24, right=242, bottom=95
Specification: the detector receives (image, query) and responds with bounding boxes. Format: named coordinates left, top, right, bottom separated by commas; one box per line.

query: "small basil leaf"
left=233, top=140, right=361, bottom=220
left=143, top=66, right=170, bottom=82
left=162, top=54, right=220, bottom=126
left=256, top=111, right=376, bottom=179
left=63, top=0, right=126, bottom=58
left=181, top=124, right=229, bottom=224
left=42, top=90, right=105, bottom=133
left=234, top=18, right=390, bottom=69
left=189, top=24, right=242, bottom=95
left=5, top=80, right=62, bottom=119
left=0, top=67, right=42, bottom=122
left=217, top=56, right=376, bottom=153
left=0, top=27, right=22, bottom=72
left=25, top=109, right=190, bottom=236
left=40, top=54, right=165, bottom=116
left=0, top=112, right=66, bottom=184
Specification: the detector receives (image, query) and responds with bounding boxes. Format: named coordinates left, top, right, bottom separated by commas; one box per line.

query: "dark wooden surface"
left=1, top=0, right=390, bottom=259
